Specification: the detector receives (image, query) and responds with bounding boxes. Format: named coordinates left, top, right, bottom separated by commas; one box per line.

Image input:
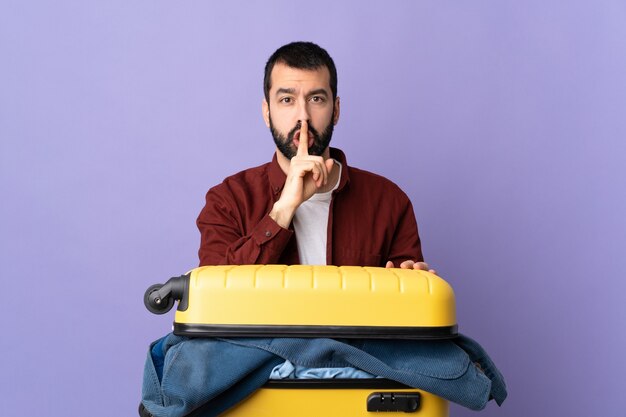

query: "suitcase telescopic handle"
left=143, top=275, right=189, bottom=315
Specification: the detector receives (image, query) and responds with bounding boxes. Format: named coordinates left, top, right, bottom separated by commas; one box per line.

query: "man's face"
left=263, top=63, right=339, bottom=160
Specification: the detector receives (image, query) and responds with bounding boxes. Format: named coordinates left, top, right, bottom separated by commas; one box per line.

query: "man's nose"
left=296, top=99, right=310, bottom=121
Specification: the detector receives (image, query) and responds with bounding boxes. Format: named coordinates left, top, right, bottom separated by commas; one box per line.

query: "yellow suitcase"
left=144, top=265, right=457, bottom=416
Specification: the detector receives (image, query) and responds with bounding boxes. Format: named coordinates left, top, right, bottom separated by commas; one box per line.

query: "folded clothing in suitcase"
left=144, top=265, right=458, bottom=340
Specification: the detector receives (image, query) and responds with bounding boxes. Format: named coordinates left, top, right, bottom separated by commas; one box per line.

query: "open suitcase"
left=142, top=265, right=458, bottom=416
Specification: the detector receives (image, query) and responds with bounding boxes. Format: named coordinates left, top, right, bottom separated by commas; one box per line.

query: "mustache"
left=287, top=122, right=321, bottom=141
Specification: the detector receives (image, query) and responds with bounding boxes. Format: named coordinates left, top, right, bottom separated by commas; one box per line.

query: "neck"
left=318, top=159, right=340, bottom=193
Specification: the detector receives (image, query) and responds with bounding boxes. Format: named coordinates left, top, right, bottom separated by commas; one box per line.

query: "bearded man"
left=197, top=42, right=432, bottom=271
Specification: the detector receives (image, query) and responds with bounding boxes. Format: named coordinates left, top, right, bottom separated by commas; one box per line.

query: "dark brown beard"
left=270, top=117, right=334, bottom=159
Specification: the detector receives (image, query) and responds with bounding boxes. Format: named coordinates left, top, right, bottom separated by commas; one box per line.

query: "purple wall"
left=2, top=1, right=625, bottom=416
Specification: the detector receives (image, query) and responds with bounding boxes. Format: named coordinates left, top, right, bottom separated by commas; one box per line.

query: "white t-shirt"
left=292, top=161, right=342, bottom=265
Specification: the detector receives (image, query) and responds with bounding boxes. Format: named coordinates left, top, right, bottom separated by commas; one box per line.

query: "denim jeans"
left=142, top=334, right=506, bottom=417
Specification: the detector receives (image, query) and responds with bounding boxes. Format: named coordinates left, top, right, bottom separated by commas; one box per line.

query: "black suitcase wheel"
left=144, top=284, right=175, bottom=314
left=138, top=402, right=153, bottom=417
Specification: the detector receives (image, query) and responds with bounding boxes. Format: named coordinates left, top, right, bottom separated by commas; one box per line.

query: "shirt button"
left=265, top=230, right=272, bottom=237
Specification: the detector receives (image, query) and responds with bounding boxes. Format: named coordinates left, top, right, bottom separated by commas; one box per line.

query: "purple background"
left=1, top=1, right=625, bottom=416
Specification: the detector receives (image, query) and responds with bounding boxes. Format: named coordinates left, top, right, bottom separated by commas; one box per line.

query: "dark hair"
left=263, top=41, right=338, bottom=102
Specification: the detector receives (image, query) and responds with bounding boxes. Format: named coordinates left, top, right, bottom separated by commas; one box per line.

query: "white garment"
left=269, top=360, right=378, bottom=380
left=292, top=161, right=342, bottom=265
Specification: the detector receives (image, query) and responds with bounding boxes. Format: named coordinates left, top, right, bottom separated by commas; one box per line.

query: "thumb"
left=385, top=261, right=394, bottom=268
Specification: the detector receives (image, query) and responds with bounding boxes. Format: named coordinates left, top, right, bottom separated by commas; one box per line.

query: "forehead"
left=269, top=63, right=331, bottom=94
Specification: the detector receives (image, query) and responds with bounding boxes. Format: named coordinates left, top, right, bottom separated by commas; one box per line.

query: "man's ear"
left=262, top=100, right=270, bottom=128
left=333, top=96, right=340, bottom=125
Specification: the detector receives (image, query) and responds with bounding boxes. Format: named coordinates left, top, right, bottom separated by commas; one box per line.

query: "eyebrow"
left=274, top=88, right=329, bottom=97
left=275, top=88, right=296, bottom=96
left=308, top=89, right=329, bottom=97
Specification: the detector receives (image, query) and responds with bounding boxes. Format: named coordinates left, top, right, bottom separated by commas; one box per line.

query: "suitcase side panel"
left=220, top=385, right=449, bottom=417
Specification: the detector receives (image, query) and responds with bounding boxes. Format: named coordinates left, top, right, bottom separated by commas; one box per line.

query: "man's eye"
left=310, top=96, right=325, bottom=103
left=280, top=97, right=292, bottom=103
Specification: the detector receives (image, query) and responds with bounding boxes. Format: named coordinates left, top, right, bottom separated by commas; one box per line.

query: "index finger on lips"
left=297, top=120, right=309, bottom=157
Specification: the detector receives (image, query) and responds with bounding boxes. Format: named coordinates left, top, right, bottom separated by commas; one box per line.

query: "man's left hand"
left=385, top=260, right=436, bottom=274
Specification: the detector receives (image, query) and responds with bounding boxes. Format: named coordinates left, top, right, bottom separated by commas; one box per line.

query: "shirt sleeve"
left=196, top=186, right=294, bottom=266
